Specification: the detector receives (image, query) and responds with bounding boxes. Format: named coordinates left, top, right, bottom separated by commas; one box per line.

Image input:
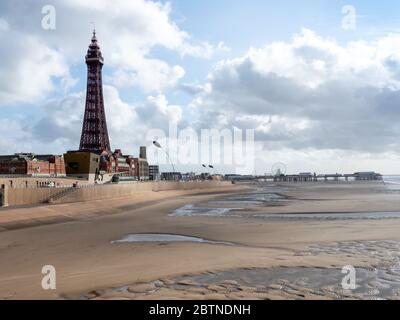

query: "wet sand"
left=1, top=181, right=400, bottom=300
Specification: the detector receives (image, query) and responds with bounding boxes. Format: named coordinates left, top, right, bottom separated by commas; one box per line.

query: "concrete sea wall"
left=5, top=187, right=70, bottom=207
left=0, top=181, right=232, bottom=207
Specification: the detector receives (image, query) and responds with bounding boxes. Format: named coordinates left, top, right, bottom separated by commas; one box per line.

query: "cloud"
left=0, top=22, right=74, bottom=105
left=109, top=60, right=185, bottom=93
left=32, top=93, right=85, bottom=147
left=144, top=94, right=183, bottom=124
left=191, top=28, right=400, bottom=155
left=0, top=0, right=220, bottom=104
left=28, top=85, right=182, bottom=156
left=217, top=41, right=231, bottom=53
left=0, top=18, right=9, bottom=32
left=180, top=41, right=214, bottom=59
left=0, top=119, right=30, bottom=154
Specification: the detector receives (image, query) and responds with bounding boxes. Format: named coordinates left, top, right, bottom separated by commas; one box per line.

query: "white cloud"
left=0, top=0, right=220, bottom=104
left=217, top=41, right=231, bottom=53
left=0, top=24, right=74, bottom=105
left=0, top=118, right=29, bottom=153
left=189, top=29, right=400, bottom=171
left=109, top=59, right=185, bottom=93
left=0, top=18, right=9, bottom=32
left=179, top=41, right=230, bottom=59
left=180, top=41, right=214, bottom=59
left=212, top=28, right=400, bottom=91
left=26, top=85, right=182, bottom=156
left=146, top=94, right=183, bottom=123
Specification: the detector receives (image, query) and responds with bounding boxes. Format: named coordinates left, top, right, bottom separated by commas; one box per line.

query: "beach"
left=1, top=181, right=400, bottom=300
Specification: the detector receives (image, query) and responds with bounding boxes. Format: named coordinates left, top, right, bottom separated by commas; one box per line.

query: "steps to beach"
left=46, top=187, right=79, bottom=204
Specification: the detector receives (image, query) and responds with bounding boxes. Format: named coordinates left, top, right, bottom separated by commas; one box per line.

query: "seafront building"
left=0, top=153, right=65, bottom=176
left=149, top=165, right=160, bottom=181
left=161, top=172, right=182, bottom=181
left=133, top=147, right=150, bottom=181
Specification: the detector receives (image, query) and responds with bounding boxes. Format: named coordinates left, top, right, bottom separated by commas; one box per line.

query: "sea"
left=383, top=175, right=400, bottom=190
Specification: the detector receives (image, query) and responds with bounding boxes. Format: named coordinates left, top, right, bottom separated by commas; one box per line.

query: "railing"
left=0, top=174, right=88, bottom=180
left=3, top=184, right=76, bottom=190
left=0, top=174, right=70, bottom=179
left=45, top=187, right=79, bottom=203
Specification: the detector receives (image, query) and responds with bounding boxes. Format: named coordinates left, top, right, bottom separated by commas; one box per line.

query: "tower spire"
left=90, top=21, right=96, bottom=38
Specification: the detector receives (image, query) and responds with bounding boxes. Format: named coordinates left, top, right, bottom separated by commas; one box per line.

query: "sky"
left=1, top=0, right=400, bottom=174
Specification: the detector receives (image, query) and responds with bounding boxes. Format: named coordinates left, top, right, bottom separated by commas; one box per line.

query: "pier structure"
left=254, top=172, right=383, bottom=183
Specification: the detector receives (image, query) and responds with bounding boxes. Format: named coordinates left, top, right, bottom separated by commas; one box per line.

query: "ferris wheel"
left=271, top=162, right=287, bottom=176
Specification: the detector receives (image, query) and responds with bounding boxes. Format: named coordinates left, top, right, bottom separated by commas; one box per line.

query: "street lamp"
left=209, top=165, right=216, bottom=176
left=153, top=141, right=176, bottom=179
left=201, top=164, right=216, bottom=179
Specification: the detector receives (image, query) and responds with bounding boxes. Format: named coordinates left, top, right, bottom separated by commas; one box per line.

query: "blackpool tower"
left=79, top=30, right=111, bottom=154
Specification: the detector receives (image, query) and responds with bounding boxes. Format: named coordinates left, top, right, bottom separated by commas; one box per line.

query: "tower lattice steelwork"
left=79, top=30, right=111, bottom=154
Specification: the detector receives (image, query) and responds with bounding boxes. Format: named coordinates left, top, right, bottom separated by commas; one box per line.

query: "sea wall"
left=0, top=181, right=232, bottom=207
left=2, top=186, right=70, bottom=207
left=0, top=177, right=88, bottom=189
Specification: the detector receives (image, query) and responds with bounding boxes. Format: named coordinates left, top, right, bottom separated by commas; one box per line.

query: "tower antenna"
left=90, top=21, right=96, bottom=33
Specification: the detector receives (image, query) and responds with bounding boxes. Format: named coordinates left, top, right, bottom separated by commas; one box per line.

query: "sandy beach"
left=1, top=181, right=400, bottom=300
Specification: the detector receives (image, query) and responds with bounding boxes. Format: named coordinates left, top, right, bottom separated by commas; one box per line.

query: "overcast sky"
left=1, top=0, right=400, bottom=174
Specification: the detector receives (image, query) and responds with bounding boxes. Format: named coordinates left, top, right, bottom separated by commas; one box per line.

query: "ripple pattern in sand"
left=81, top=240, right=400, bottom=300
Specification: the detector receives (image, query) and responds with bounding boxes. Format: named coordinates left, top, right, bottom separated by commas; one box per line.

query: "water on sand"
left=111, top=233, right=232, bottom=245
left=171, top=185, right=400, bottom=220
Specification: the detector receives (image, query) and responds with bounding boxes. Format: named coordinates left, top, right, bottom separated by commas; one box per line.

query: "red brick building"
left=96, top=149, right=136, bottom=176
left=112, top=149, right=136, bottom=176
left=133, top=147, right=149, bottom=181
left=0, top=153, right=66, bottom=176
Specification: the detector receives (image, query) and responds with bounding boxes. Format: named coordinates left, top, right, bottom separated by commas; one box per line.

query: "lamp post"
left=153, top=141, right=176, bottom=180
left=209, top=165, right=216, bottom=177
left=201, top=164, right=216, bottom=179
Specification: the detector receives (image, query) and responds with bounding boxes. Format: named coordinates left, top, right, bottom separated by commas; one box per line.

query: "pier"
left=255, top=172, right=383, bottom=183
